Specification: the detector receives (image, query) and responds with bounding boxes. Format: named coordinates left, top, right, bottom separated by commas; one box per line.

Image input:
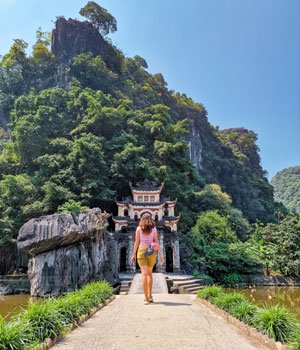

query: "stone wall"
left=17, top=208, right=119, bottom=296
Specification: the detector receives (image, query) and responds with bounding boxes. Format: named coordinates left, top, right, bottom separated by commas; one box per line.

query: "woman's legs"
left=147, top=266, right=153, bottom=298
left=140, top=265, right=149, bottom=300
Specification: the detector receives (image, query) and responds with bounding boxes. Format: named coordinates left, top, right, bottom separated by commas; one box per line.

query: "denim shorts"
left=137, top=246, right=156, bottom=267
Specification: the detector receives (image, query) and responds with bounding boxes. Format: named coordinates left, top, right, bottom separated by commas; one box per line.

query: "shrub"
left=192, top=271, right=214, bottom=285
left=254, top=304, right=298, bottom=342
left=196, top=285, right=224, bottom=301
left=220, top=272, right=244, bottom=287
left=213, top=292, right=246, bottom=311
left=230, top=301, right=258, bottom=326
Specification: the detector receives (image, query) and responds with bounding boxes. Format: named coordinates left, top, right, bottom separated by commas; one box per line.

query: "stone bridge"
left=51, top=272, right=269, bottom=350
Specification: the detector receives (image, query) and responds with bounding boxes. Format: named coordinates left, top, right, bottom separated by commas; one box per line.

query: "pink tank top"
left=139, top=227, right=155, bottom=247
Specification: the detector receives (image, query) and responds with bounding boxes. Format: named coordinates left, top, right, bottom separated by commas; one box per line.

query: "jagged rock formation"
left=188, top=119, right=203, bottom=172
left=51, top=17, right=121, bottom=72
left=17, top=208, right=119, bottom=296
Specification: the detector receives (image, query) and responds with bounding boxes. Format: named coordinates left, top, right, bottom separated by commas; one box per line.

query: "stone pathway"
left=128, top=272, right=168, bottom=294
left=52, top=293, right=268, bottom=350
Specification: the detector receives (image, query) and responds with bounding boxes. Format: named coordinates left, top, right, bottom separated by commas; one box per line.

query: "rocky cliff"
left=51, top=17, right=121, bottom=72
left=17, top=208, right=119, bottom=296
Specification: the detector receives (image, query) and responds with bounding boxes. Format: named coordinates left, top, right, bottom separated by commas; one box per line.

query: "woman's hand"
left=131, top=254, right=136, bottom=262
left=159, top=254, right=164, bottom=264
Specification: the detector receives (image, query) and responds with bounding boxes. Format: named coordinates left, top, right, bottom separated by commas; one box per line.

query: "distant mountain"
left=271, top=166, right=300, bottom=213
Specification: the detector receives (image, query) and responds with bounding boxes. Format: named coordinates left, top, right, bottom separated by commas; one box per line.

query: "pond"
left=226, top=286, right=300, bottom=320
left=0, top=294, right=30, bottom=321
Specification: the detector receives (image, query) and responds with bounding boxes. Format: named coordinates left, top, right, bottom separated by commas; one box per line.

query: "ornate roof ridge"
left=129, top=179, right=164, bottom=191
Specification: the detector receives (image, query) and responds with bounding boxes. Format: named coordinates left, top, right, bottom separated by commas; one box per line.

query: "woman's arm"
left=131, top=227, right=140, bottom=261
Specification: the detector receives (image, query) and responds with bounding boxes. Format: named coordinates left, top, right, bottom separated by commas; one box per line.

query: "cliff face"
left=17, top=208, right=119, bottom=296
left=51, top=17, right=121, bottom=72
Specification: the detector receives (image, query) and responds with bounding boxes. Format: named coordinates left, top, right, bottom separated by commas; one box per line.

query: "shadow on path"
left=151, top=301, right=192, bottom=306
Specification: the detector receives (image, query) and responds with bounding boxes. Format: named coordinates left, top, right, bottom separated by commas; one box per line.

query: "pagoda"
left=112, top=179, right=181, bottom=273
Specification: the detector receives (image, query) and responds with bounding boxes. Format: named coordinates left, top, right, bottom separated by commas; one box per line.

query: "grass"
left=0, top=280, right=113, bottom=350
left=196, top=285, right=224, bottom=301
left=0, top=314, right=37, bottom=350
left=254, top=304, right=298, bottom=342
left=288, top=330, right=300, bottom=350
left=229, top=301, right=258, bottom=326
left=213, top=292, right=246, bottom=311
left=197, top=285, right=300, bottom=346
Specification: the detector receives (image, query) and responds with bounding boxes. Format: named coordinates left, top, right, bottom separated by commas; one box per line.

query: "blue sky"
left=0, top=0, right=299, bottom=179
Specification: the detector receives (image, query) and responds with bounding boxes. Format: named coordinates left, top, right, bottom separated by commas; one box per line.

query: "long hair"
left=139, top=213, right=155, bottom=234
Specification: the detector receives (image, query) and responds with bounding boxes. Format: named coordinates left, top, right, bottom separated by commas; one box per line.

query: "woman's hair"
left=139, top=213, right=155, bottom=234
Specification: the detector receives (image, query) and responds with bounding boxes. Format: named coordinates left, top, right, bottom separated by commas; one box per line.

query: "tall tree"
left=79, top=1, right=117, bottom=35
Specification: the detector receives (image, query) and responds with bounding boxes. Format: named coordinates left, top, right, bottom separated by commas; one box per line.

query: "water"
left=226, top=286, right=300, bottom=320
left=0, top=294, right=30, bottom=321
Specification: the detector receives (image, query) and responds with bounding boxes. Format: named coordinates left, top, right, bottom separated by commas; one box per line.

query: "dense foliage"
left=248, top=215, right=300, bottom=277
left=271, top=166, right=300, bottom=213
left=1, top=2, right=293, bottom=278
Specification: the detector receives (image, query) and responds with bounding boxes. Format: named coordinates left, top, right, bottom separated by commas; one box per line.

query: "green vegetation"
left=289, top=331, right=300, bottom=350
left=213, top=292, right=247, bottom=311
left=197, top=286, right=300, bottom=347
left=1, top=2, right=298, bottom=280
left=246, top=215, right=300, bottom=277
left=254, top=305, right=298, bottom=343
left=57, top=199, right=88, bottom=214
left=0, top=280, right=113, bottom=349
left=230, top=301, right=258, bottom=326
left=79, top=1, right=117, bottom=35
left=220, top=273, right=244, bottom=287
left=197, top=285, right=224, bottom=301
left=271, top=166, right=300, bottom=213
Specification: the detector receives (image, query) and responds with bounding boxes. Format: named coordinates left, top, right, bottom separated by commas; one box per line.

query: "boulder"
left=28, top=231, right=118, bottom=296
left=17, top=208, right=109, bottom=256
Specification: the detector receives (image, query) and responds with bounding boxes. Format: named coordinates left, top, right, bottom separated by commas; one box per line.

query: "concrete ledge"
left=38, top=294, right=116, bottom=350
left=196, top=297, right=290, bottom=350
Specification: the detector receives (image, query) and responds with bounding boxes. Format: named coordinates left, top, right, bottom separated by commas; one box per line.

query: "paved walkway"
left=52, top=293, right=268, bottom=350
left=128, top=272, right=168, bottom=294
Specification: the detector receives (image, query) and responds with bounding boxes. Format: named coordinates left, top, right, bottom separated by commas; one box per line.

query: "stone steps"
left=184, top=286, right=204, bottom=293
left=167, top=276, right=205, bottom=294
left=119, top=274, right=135, bottom=295
left=173, top=279, right=203, bottom=287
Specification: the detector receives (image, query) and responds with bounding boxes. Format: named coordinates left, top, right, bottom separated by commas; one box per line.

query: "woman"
left=131, top=213, right=164, bottom=304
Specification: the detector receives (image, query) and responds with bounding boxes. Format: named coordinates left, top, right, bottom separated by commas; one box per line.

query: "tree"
left=192, top=210, right=237, bottom=245
left=79, top=1, right=117, bottom=35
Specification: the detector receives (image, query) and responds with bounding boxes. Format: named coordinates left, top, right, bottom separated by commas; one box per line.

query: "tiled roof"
left=129, top=179, right=164, bottom=191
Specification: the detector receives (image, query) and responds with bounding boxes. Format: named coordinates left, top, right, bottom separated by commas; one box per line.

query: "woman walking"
left=131, top=213, right=164, bottom=304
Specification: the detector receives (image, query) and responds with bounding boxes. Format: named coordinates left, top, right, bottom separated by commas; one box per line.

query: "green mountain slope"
left=0, top=4, right=276, bottom=253
left=271, top=166, right=300, bottom=213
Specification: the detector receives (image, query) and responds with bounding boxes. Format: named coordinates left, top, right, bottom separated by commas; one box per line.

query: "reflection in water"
left=226, top=287, right=300, bottom=320
left=0, top=295, right=30, bottom=321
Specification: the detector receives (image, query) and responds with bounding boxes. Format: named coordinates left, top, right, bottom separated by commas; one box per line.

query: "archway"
left=165, top=246, right=173, bottom=272
left=155, top=213, right=158, bottom=221
left=124, top=209, right=128, bottom=216
left=119, top=246, right=127, bottom=272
